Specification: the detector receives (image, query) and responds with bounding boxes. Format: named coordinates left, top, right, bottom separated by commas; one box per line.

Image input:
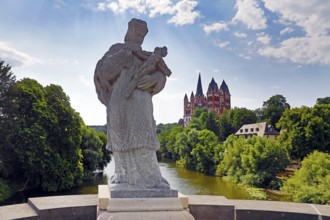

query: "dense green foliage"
left=0, top=60, right=17, bottom=178
left=259, top=94, right=290, bottom=128
left=0, top=179, right=11, bottom=202
left=217, top=135, right=290, bottom=188
left=156, top=123, right=178, bottom=134
left=175, top=129, right=222, bottom=175
left=0, top=61, right=111, bottom=199
left=0, top=60, right=15, bottom=111
left=218, top=108, right=257, bottom=141
left=4, top=79, right=84, bottom=191
left=282, top=151, right=330, bottom=205
left=278, top=104, right=330, bottom=159
left=81, top=127, right=110, bottom=178
left=316, top=96, right=330, bottom=105
left=158, top=107, right=288, bottom=186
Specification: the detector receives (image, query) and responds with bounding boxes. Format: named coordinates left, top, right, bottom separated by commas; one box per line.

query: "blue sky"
left=0, top=0, right=329, bottom=125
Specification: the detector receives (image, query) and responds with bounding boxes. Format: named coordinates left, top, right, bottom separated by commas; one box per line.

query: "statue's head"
left=154, top=46, right=168, bottom=57
left=124, top=18, right=148, bottom=45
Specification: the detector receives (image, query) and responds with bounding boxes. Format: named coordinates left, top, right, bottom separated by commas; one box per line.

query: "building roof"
left=220, top=80, right=230, bottom=94
left=184, top=93, right=188, bottom=101
left=207, top=77, right=219, bottom=93
left=190, top=91, right=194, bottom=99
left=235, top=122, right=280, bottom=137
left=195, top=73, right=204, bottom=97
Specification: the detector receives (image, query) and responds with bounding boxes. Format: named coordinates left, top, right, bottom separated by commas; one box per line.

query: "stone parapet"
left=0, top=203, right=38, bottom=220
left=1, top=194, right=330, bottom=220
left=28, top=194, right=97, bottom=220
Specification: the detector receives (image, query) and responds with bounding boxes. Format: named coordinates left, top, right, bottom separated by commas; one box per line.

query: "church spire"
left=195, top=73, right=204, bottom=97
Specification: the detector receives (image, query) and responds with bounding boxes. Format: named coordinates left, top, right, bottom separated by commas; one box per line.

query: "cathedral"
left=183, top=73, right=231, bottom=127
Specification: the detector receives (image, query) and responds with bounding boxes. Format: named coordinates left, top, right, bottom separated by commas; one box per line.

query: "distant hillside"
left=88, top=125, right=107, bottom=134
left=156, top=123, right=179, bottom=134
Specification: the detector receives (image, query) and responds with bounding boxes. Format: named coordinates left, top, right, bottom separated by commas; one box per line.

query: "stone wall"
left=0, top=194, right=329, bottom=220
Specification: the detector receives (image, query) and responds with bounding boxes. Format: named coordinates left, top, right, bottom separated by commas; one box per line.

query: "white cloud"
left=147, top=0, right=175, bottom=17
left=239, top=53, right=251, bottom=60
left=258, top=35, right=330, bottom=65
left=0, top=41, right=41, bottom=67
left=213, top=40, right=230, bottom=49
left=232, top=0, right=267, bottom=30
left=256, top=32, right=271, bottom=45
left=234, top=32, right=247, bottom=38
left=168, top=0, right=200, bottom=26
left=203, top=22, right=228, bottom=35
left=280, top=27, right=293, bottom=35
left=95, top=0, right=199, bottom=26
left=96, top=3, right=106, bottom=11
left=262, top=0, right=330, bottom=36
left=257, top=0, right=330, bottom=65
left=219, top=41, right=230, bottom=49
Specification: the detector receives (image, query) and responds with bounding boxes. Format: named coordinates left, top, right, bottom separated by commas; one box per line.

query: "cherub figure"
left=124, top=46, right=171, bottom=98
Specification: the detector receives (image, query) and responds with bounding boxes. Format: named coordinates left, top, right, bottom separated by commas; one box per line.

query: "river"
left=0, top=160, right=287, bottom=205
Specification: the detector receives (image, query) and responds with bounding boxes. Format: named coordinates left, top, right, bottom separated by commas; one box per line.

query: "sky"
left=0, top=0, right=329, bottom=125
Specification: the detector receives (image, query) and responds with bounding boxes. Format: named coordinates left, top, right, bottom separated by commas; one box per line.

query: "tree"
left=0, top=60, right=16, bottom=178
left=188, top=107, right=207, bottom=130
left=158, top=125, right=183, bottom=160
left=316, top=97, right=330, bottom=105
left=229, top=107, right=257, bottom=132
left=80, top=126, right=105, bottom=178
left=218, top=108, right=257, bottom=142
left=0, top=59, right=15, bottom=113
left=191, top=129, right=220, bottom=175
left=216, top=135, right=246, bottom=183
left=156, top=123, right=177, bottom=134
left=282, top=151, right=330, bottom=205
left=42, top=84, right=84, bottom=190
left=97, top=131, right=111, bottom=170
left=217, top=135, right=290, bottom=188
left=218, top=111, right=233, bottom=142
left=261, top=94, right=290, bottom=128
left=278, top=105, right=330, bottom=159
left=205, top=110, right=219, bottom=138
left=240, top=137, right=290, bottom=188
left=2, top=78, right=84, bottom=191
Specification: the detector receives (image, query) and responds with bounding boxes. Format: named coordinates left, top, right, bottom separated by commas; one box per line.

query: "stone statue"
left=94, top=18, right=171, bottom=191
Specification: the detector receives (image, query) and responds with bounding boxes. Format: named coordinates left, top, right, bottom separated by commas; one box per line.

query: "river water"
left=1, top=160, right=286, bottom=205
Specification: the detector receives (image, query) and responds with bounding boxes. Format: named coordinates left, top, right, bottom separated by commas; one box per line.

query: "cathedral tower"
left=183, top=74, right=231, bottom=127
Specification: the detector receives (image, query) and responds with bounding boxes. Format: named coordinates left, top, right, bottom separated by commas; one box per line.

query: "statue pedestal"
left=109, top=183, right=178, bottom=198
left=97, top=185, right=195, bottom=220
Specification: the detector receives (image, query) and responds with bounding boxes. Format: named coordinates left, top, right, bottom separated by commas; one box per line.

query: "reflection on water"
left=158, top=162, right=252, bottom=199
left=104, top=160, right=251, bottom=199
left=1, top=160, right=287, bottom=206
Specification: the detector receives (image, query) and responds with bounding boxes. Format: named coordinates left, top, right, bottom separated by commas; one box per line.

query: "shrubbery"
left=0, top=179, right=11, bottom=202
left=282, top=151, right=330, bottom=205
left=217, top=135, right=290, bottom=188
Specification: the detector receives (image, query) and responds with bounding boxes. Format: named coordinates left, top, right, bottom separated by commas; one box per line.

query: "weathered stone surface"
left=178, top=192, right=189, bottom=209
left=311, top=204, right=330, bottom=220
left=97, top=194, right=194, bottom=220
left=107, top=197, right=183, bottom=212
left=188, top=195, right=235, bottom=220
left=98, top=210, right=194, bottom=220
left=99, top=185, right=110, bottom=210
left=28, top=195, right=97, bottom=220
left=94, top=18, right=172, bottom=191
left=232, top=199, right=320, bottom=220
left=0, top=203, right=38, bottom=220
left=110, top=183, right=178, bottom=198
